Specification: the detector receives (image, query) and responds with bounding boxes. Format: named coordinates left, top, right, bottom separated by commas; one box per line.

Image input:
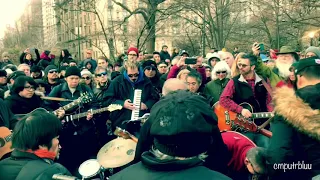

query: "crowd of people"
left=0, top=43, right=319, bottom=180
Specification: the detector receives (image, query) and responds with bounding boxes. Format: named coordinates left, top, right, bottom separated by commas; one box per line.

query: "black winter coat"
left=110, top=152, right=231, bottom=180
left=103, top=74, right=158, bottom=130
left=0, top=98, right=16, bottom=129
left=266, top=83, right=320, bottom=180
left=0, top=150, right=71, bottom=180
left=5, top=94, right=43, bottom=115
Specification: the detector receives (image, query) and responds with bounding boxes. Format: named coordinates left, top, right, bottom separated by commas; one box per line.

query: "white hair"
left=211, top=61, right=231, bottom=80
left=17, top=63, right=30, bottom=70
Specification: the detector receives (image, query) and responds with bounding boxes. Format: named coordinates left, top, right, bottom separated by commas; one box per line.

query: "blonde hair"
left=211, top=61, right=231, bottom=80
left=124, top=61, right=139, bottom=70
left=177, top=69, right=190, bottom=80
left=231, top=52, right=245, bottom=77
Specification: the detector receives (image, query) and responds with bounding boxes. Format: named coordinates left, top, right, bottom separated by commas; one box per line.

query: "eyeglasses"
left=128, top=73, right=139, bottom=78
left=216, top=71, right=227, bottom=74
left=96, top=72, right=107, bottom=77
left=49, top=70, right=58, bottom=73
left=128, top=54, right=137, bottom=57
left=24, top=85, right=35, bottom=91
left=82, top=76, right=91, bottom=80
left=237, top=64, right=250, bottom=68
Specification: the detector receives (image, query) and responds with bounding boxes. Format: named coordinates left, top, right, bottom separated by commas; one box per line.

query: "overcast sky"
left=0, top=0, right=29, bottom=38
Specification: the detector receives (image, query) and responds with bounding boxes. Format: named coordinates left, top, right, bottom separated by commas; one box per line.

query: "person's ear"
left=251, top=65, right=256, bottom=71
left=244, top=157, right=249, bottom=165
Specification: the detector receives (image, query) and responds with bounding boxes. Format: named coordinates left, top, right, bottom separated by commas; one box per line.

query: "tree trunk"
left=145, top=9, right=156, bottom=53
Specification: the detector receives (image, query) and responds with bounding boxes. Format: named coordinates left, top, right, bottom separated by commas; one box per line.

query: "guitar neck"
left=53, top=99, right=80, bottom=114
left=66, top=107, right=109, bottom=121
left=252, top=112, right=274, bottom=119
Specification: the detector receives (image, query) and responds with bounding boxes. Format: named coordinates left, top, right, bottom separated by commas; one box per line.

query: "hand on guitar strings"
left=56, top=108, right=65, bottom=119
left=241, top=108, right=252, bottom=118
left=124, top=99, right=136, bottom=110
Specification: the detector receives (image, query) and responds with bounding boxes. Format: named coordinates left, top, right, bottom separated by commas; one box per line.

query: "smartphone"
left=259, top=44, right=265, bottom=51
left=185, top=57, right=197, bottom=64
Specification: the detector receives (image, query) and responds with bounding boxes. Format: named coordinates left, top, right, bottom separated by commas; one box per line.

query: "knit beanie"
left=305, top=46, right=320, bottom=58
left=44, top=65, right=58, bottom=75
left=150, top=90, right=216, bottom=157
left=127, top=47, right=139, bottom=57
left=65, top=66, right=81, bottom=77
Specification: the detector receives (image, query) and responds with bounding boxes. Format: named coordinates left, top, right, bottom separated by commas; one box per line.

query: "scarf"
left=26, top=149, right=56, bottom=160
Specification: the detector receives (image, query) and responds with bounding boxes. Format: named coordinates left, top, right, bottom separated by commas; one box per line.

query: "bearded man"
left=253, top=43, right=299, bottom=87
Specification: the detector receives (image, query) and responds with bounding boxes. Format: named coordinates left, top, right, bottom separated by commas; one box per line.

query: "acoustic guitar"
left=0, top=127, right=13, bottom=159
left=213, top=101, right=274, bottom=132
left=0, top=93, right=93, bottom=158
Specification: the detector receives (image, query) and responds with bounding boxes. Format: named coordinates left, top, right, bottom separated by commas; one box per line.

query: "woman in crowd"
left=93, top=67, right=110, bottom=100
left=80, top=69, right=94, bottom=90
left=5, top=76, right=44, bottom=114
left=19, top=48, right=40, bottom=67
left=204, top=61, right=231, bottom=104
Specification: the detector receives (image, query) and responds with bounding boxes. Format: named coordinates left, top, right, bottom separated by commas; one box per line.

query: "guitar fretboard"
left=53, top=99, right=81, bottom=115
left=5, top=134, right=12, bottom=142
left=252, top=112, right=274, bottom=119
left=65, top=107, right=110, bottom=122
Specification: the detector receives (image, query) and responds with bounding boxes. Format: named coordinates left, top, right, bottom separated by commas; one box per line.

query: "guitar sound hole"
left=0, top=138, right=5, bottom=147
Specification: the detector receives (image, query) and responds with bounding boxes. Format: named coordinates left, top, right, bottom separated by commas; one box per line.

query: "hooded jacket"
left=266, top=83, right=320, bottom=179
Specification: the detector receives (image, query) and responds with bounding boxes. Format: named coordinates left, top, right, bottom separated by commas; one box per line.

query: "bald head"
left=162, top=78, right=187, bottom=96
left=220, top=52, right=235, bottom=68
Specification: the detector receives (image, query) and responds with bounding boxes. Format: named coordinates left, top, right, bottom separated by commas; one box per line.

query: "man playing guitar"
left=219, top=54, right=272, bottom=148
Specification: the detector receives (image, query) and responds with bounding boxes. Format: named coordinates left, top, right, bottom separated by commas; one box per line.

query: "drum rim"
left=78, top=159, right=101, bottom=178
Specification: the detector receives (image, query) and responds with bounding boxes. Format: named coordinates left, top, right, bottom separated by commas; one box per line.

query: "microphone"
left=52, top=174, right=79, bottom=180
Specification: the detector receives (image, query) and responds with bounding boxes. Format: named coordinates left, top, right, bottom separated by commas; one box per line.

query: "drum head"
left=97, top=138, right=137, bottom=168
left=78, top=159, right=101, bottom=178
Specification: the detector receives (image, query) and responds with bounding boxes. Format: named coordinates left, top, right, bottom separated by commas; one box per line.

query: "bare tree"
left=111, top=0, right=183, bottom=53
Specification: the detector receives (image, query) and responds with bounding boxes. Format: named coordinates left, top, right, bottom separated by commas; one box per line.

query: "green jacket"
left=255, top=57, right=284, bottom=88
left=204, top=78, right=230, bottom=105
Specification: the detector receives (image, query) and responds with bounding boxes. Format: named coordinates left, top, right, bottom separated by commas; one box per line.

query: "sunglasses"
left=96, top=72, right=107, bottom=77
left=128, top=73, right=139, bottom=78
left=82, top=76, right=91, bottom=80
left=216, top=71, right=227, bottom=74
left=49, top=70, right=58, bottom=73
left=128, top=54, right=137, bottom=57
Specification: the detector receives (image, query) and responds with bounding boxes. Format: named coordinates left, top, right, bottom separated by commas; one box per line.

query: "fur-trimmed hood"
left=273, top=84, right=320, bottom=140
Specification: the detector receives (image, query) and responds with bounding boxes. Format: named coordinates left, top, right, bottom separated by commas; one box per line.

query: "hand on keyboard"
left=124, top=99, right=136, bottom=110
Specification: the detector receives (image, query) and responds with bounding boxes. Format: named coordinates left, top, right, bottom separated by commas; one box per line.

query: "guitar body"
left=0, top=127, right=13, bottom=159
left=213, top=102, right=253, bottom=131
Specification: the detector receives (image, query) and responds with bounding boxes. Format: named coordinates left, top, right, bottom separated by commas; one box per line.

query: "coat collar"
left=238, top=72, right=262, bottom=85
left=273, top=86, right=320, bottom=140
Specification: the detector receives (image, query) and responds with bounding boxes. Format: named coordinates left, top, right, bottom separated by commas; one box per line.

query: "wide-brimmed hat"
left=276, top=46, right=299, bottom=61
